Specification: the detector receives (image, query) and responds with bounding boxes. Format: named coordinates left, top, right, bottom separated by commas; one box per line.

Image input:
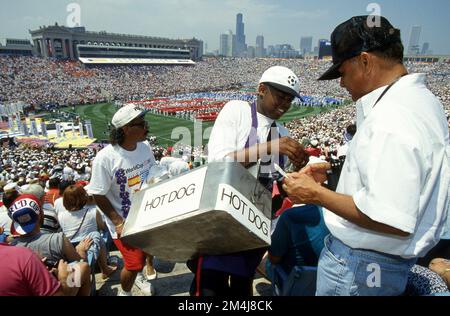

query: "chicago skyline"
left=1, top=0, right=449, bottom=55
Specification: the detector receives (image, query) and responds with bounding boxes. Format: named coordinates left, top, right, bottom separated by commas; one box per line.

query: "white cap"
left=20, top=183, right=45, bottom=199
left=3, top=182, right=20, bottom=193
left=259, top=66, right=301, bottom=98
left=111, top=103, right=147, bottom=128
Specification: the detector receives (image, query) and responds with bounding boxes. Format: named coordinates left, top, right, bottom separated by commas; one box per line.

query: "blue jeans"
left=316, top=235, right=416, bottom=296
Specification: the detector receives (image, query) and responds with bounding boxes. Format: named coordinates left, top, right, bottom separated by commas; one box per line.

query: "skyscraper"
left=235, top=13, right=246, bottom=57
left=421, top=42, right=430, bottom=55
left=256, top=35, right=265, bottom=58
left=219, top=34, right=228, bottom=56
left=300, top=36, right=313, bottom=56
left=408, top=26, right=422, bottom=55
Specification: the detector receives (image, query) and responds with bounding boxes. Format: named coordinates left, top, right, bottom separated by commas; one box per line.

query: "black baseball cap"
left=318, top=15, right=402, bottom=81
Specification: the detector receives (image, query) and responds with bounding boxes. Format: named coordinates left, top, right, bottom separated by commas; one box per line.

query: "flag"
left=85, top=121, right=94, bottom=138
left=56, top=123, right=61, bottom=138
left=40, top=120, right=47, bottom=137
left=22, top=120, right=29, bottom=136
left=30, top=119, right=38, bottom=136
left=79, top=123, right=84, bottom=137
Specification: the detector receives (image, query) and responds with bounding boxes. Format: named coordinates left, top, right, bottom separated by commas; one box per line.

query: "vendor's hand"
left=291, top=162, right=331, bottom=184
left=282, top=173, right=323, bottom=205
left=270, top=137, right=309, bottom=169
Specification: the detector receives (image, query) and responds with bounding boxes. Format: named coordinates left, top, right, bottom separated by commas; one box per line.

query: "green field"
left=59, top=102, right=337, bottom=147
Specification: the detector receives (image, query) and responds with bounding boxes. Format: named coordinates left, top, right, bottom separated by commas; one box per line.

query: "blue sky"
left=1, top=0, right=449, bottom=54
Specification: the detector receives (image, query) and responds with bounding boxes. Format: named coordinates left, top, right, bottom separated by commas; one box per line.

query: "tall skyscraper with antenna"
left=235, top=13, right=247, bottom=56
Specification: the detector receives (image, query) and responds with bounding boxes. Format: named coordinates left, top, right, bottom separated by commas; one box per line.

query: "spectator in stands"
left=192, top=66, right=308, bottom=296
left=429, top=258, right=450, bottom=288
left=42, top=176, right=61, bottom=226
left=21, top=183, right=60, bottom=234
left=305, top=139, right=322, bottom=157
left=56, top=184, right=117, bottom=280
left=405, top=264, right=449, bottom=296
left=87, top=103, right=157, bottom=296
left=283, top=15, right=449, bottom=295
left=266, top=205, right=329, bottom=281
left=57, top=179, right=75, bottom=196
left=7, top=194, right=92, bottom=296
left=45, top=177, right=61, bottom=202
left=337, top=123, right=357, bottom=158
left=2, top=183, right=20, bottom=203
left=0, top=242, right=73, bottom=296
left=0, top=226, right=6, bottom=243
left=0, top=182, right=20, bottom=237
left=321, top=141, right=332, bottom=161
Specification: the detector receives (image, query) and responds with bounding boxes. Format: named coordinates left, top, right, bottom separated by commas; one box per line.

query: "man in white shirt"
left=283, top=16, right=449, bottom=295
left=87, top=103, right=156, bottom=296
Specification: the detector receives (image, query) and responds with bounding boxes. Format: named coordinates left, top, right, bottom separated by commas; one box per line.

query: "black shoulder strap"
left=373, top=76, right=403, bottom=108
left=69, top=207, right=89, bottom=241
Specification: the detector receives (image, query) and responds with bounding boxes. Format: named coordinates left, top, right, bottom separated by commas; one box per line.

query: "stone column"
left=62, top=39, right=68, bottom=58
left=68, top=40, right=74, bottom=59
left=42, top=39, right=49, bottom=58
left=48, top=38, right=55, bottom=57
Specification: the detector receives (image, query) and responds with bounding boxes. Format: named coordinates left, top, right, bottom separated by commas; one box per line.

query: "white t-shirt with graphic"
left=87, top=141, right=156, bottom=238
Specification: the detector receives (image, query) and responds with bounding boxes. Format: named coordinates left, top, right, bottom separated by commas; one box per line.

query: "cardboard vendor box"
left=121, top=162, right=272, bottom=262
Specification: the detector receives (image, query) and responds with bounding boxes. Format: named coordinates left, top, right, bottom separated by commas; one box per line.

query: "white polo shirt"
left=207, top=100, right=289, bottom=163
left=324, top=73, right=450, bottom=258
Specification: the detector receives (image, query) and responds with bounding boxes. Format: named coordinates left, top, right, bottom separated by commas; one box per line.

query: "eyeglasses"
left=128, top=120, right=148, bottom=128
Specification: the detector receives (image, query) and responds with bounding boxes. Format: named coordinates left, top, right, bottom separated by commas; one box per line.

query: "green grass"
left=57, top=102, right=338, bottom=147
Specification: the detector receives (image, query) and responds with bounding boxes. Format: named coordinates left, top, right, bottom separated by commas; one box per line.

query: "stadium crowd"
left=1, top=56, right=448, bottom=112
left=0, top=56, right=449, bottom=296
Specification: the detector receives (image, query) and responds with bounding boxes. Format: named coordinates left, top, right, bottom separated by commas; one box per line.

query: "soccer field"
left=60, top=102, right=334, bottom=147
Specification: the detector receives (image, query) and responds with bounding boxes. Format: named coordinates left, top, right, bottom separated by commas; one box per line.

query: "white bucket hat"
left=111, top=103, right=147, bottom=128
